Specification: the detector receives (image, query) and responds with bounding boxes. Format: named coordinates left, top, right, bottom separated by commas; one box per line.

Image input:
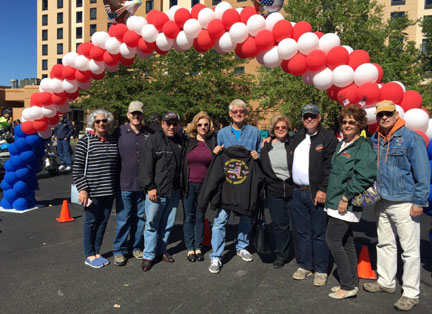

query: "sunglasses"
left=165, top=121, right=178, bottom=127
left=95, top=119, right=108, bottom=124
left=303, top=113, right=318, bottom=120
left=341, top=120, right=357, bottom=126
left=274, top=125, right=287, bottom=130
left=197, top=123, right=209, bottom=127
left=376, top=111, right=396, bottom=119
left=231, top=109, right=245, bottom=114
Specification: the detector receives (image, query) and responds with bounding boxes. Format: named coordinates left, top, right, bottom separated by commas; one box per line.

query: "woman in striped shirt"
left=73, top=109, right=120, bottom=269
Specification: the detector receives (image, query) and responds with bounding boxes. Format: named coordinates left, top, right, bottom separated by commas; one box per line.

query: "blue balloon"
left=3, top=189, right=18, bottom=203
left=26, top=134, right=43, bottom=148
left=13, top=181, right=29, bottom=195
left=3, top=160, right=16, bottom=172
left=14, top=125, right=26, bottom=138
left=20, top=150, right=36, bottom=163
left=27, top=158, right=41, bottom=173
left=1, top=179, right=12, bottom=190
left=13, top=198, right=28, bottom=210
left=15, top=138, right=31, bottom=152
left=10, top=155, right=26, bottom=169
left=0, top=198, right=13, bottom=209
left=4, top=171, right=18, bottom=184
left=15, top=168, right=31, bottom=180
left=8, top=143, right=19, bottom=155
left=428, top=143, right=432, bottom=160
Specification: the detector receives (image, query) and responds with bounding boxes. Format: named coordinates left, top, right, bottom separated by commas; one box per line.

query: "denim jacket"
left=371, top=121, right=430, bottom=207
left=217, top=123, right=262, bottom=154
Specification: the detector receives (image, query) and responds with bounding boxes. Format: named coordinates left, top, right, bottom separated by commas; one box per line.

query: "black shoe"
left=196, top=253, right=204, bottom=262
left=273, top=259, right=286, bottom=269
left=187, top=254, right=197, bottom=262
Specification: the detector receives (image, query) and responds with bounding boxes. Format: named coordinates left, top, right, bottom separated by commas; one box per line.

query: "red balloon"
left=174, top=8, right=191, bottom=29
left=281, top=59, right=289, bottom=73
left=138, top=38, right=156, bottom=53
left=50, top=64, right=64, bottom=79
left=90, top=46, right=105, bottom=61
left=234, top=44, right=247, bottom=59
left=193, top=38, right=207, bottom=53
left=47, top=114, right=60, bottom=126
left=222, top=9, right=240, bottom=30
left=66, top=90, right=80, bottom=100
left=273, top=20, right=293, bottom=42
left=155, top=46, right=169, bottom=55
left=415, top=130, right=429, bottom=147
left=153, top=12, right=169, bottom=32
left=33, top=118, right=48, bottom=132
left=400, top=90, right=423, bottom=111
left=146, top=10, right=159, bottom=24
left=315, top=31, right=324, bottom=38
left=379, top=82, right=404, bottom=104
left=306, top=50, right=326, bottom=72
left=357, top=82, right=380, bottom=106
left=77, top=42, right=93, bottom=58
left=51, top=92, right=67, bottom=105
left=61, top=66, right=76, bottom=80
left=123, top=30, right=140, bottom=47
left=39, top=92, right=53, bottom=106
left=108, top=24, right=116, bottom=37
left=368, top=122, right=379, bottom=135
left=327, top=85, right=341, bottom=101
left=337, top=84, right=360, bottom=105
left=92, top=71, right=105, bottom=80
left=293, top=21, right=312, bottom=41
left=196, top=30, right=214, bottom=52
left=113, top=23, right=128, bottom=41
left=30, top=93, right=41, bottom=106
left=373, top=63, right=384, bottom=82
left=163, top=21, right=180, bottom=39
left=119, top=55, right=135, bottom=66
left=103, top=51, right=120, bottom=66
left=240, top=36, right=258, bottom=58
left=326, top=46, right=349, bottom=70
left=255, top=30, right=275, bottom=51
left=21, top=121, right=36, bottom=135
left=240, top=6, right=257, bottom=24
left=191, top=4, right=206, bottom=19
left=208, top=19, right=225, bottom=41
left=348, top=49, right=370, bottom=70
left=287, top=53, right=307, bottom=76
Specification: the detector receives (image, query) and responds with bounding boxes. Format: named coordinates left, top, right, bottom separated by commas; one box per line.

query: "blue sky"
left=0, top=3, right=37, bottom=87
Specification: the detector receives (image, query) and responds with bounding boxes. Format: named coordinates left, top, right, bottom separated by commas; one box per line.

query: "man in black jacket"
left=54, top=113, right=74, bottom=171
left=289, top=104, right=337, bottom=287
left=138, top=112, right=184, bottom=272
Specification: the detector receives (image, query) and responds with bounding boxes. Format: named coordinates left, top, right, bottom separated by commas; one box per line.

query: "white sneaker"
left=236, top=249, right=253, bottom=262
left=209, top=258, right=222, bottom=274
left=58, top=165, right=65, bottom=171
left=65, top=166, right=71, bottom=171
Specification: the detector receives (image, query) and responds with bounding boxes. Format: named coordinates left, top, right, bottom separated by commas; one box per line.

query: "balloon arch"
left=1, top=2, right=432, bottom=212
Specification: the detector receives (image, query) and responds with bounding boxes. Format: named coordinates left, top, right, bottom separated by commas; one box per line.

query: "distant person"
left=0, top=109, right=12, bottom=128
left=54, top=114, right=74, bottom=171
left=147, top=113, right=162, bottom=133
left=72, top=121, right=80, bottom=141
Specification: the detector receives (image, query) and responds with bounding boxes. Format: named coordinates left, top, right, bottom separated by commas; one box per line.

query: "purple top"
left=186, top=141, right=212, bottom=183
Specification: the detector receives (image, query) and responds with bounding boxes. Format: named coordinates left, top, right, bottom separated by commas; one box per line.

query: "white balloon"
left=291, top=22, right=296, bottom=27
left=62, top=52, right=78, bottom=67
left=263, top=47, right=281, bottom=68
left=120, top=43, right=137, bottom=58
left=395, top=104, right=405, bottom=119
left=256, top=51, right=265, bottom=65
left=21, top=116, right=27, bottom=123
left=404, top=108, right=429, bottom=133
left=156, top=33, right=173, bottom=51
left=213, top=40, right=225, bottom=54
left=332, top=65, right=355, bottom=88
left=277, top=38, right=298, bottom=60
left=22, top=108, right=33, bottom=121
left=391, top=81, right=406, bottom=92
left=38, top=129, right=53, bottom=139
left=313, top=68, right=333, bottom=90
left=218, top=32, right=236, bottom=53
left=342, top=45, right=353, bottom=54
left=141, top=24, right=159, bottom=43
left=247, top=14, right=266, bottom=37
left=365, top=107, right=377, bottom=125
left=297, top=32, right=319, bottom=55
left=91, top=32, right=110, bottom=49
left=62, top=79, right=78, bottom=93
left=318, top=33, right=340, bottom=53
left=105, top=37, right=122, bottom=54
left=136, top=49, right=152, bottom=58
left=198, top=8, right=215, bottom=29
left=236, top=8, right=243, bottom=15
left=426, top=119, right=432, bottom=139
left=49, top=78, right=64, bottom=93
left=77, top=79, right=93, bottom=89
left=354, top=63, right=379, bottom=86
left=183, top=19, right=202, bottom=39
left=74, top=55, right=90, bottom=71
left=176, top=31, right=194, bottom=50
left=215, top=1, right=232, bottom=20
left=88, top=60, right=105, bottom=74
left=265, top=12, right=284, bottom=31
left=40, top=78, right=51, bottom=92
left=56, top=103, right=70, bottom=114
left=302, top=70, right=315, bottom=85
left=30, top=106, right=44, bottom=120
left=229, top=22, right=248, bottom=44
left=41, top=105, right=57, bottom=118
left=167, top=5, right=180, bottom=21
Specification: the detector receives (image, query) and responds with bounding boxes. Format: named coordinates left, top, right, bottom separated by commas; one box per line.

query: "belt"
left=295, top=185, right=310, bottom=191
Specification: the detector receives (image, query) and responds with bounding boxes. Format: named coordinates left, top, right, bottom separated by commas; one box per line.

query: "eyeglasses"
left=274, top=125, right=287, bottom=130
left=95, top=119, right=108, bottom=124
left=231, top=109, right=245, bottom=115
left=197, top=123, right=209, bottom=127
left=303, top=113, right=318, bottom=120
left=376, top=111, right=396, bottom=119
left=165, top=121, right=178, bottom=127
left=341, top=120, right=357, bottom=126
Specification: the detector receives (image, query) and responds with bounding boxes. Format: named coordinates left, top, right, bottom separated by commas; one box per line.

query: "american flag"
left=227, top=166, right=242, bottom=177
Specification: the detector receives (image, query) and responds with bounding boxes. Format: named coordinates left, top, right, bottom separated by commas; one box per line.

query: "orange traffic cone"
left=56, top=200, right=75, bottom=223
left=357, top=245, right=377, bottom=279
left=202, top=218, right=212, bottom=247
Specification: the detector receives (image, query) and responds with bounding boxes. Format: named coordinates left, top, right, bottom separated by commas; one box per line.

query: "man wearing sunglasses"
left=289, top=104, right=337, bottom=287
left=139, top=112, right=184, bottom=271
left=112, top=101, right=153, bottom=266
left=363, top=100, right=429, bottom=311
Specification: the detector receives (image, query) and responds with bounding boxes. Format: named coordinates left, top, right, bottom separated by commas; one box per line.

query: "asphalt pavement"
left=1, top=170, right=432, bottom=314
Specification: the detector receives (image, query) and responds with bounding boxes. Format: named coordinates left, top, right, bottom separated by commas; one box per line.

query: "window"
left=42, top=30, right=48, bottom=41
left=57, top=43, right=63, bottom=54
left=170, top=0, right=178, bottom=7
left=76, top=27, right=83, bottom=39
left=212, top=0, right=221, bottom=5
left=90, top=0, right=97, bottom=3
left=76, top=43, right=81, bottom=51
left=234, top=66, right=245, bottom=74
left=90, top=8, right=97, bottom=20
left=237, top=0, right=247, bottom=2
left=191, top=0, right=200, bottom=5
left=42, top=60, right=48, bottom=70
left=146, top=0, right=154, bottom=13
left=90, top=24, right=97, bottom=36
left=42, top=74, right=48, bottom=79
left=42, top=0, right=48, bottom=10
left=76, top=11, right=83, bottom=23
left=107, top=23, right=113, bottom=30
left=57, top=28, right=63, bottom=39
left=57, top=58, right=63, bottom=64
left=427, top=0, right=432, bottom=9
left=76, top=0, right=83, bottom=7
left=57, top=12, right=63, bottom=24
left=57, top=0, right=63, bottom=9
left=390, top=11, right=405, bottom=20
left=42, top=45, right=48, bottom=56
left=42, top=15, right=48, bottom=26
left=391, top=0, right=405, bottom=5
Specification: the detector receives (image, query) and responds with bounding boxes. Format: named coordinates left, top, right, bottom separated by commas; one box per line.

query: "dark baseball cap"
left=162, top=112, right=180, bottom=122
left=301, top=104, right=320, bottom=116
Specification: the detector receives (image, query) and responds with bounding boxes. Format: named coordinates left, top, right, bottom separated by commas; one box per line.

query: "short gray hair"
left=87, top=108, right=115, bottom=133
left=228, top=99, right=247, bottom=112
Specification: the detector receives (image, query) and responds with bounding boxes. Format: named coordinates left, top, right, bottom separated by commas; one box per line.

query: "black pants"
left=268, top=194, right=292, bottom=261
left=326, top=216, right=358, bottom=291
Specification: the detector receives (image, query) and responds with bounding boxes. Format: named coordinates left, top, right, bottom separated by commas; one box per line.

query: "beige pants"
left=375, top=200, right=421, bottom=299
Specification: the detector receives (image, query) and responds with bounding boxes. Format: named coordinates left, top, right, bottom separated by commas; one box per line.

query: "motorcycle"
left=43, top=140, right=60, bottom=176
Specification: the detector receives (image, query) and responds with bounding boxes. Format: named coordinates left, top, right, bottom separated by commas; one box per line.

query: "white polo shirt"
left=292, top=134, right=311, bottom=186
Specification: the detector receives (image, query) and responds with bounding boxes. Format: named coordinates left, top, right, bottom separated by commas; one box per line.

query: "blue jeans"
left=83, top=196, right=114, bottom=257
left=290, top=188, right=329, bottom=273
left=57, top=139, right=71, bottom=166
left=209, top=209, right=252, bottom=260
left=113, top=191, right=146, bottom=256
left=183, top=183, right=205, bottom=251
left=143, top=189, right=180, bottom=260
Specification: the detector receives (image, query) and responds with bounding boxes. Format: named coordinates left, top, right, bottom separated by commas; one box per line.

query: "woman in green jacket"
left=325, top=105, right=376, bottom=299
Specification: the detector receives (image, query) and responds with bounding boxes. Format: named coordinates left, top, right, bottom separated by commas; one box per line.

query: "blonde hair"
left=269, top=114, right=292, bottom=136
left=185, top=111, right=214, bottom=138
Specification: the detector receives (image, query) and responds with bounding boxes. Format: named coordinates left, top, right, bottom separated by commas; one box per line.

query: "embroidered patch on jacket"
left=315, top=144, right=324, bottom=151
left=342, top=152, right=351, bottom=158
left=224, top=159, right=249, bottom=184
